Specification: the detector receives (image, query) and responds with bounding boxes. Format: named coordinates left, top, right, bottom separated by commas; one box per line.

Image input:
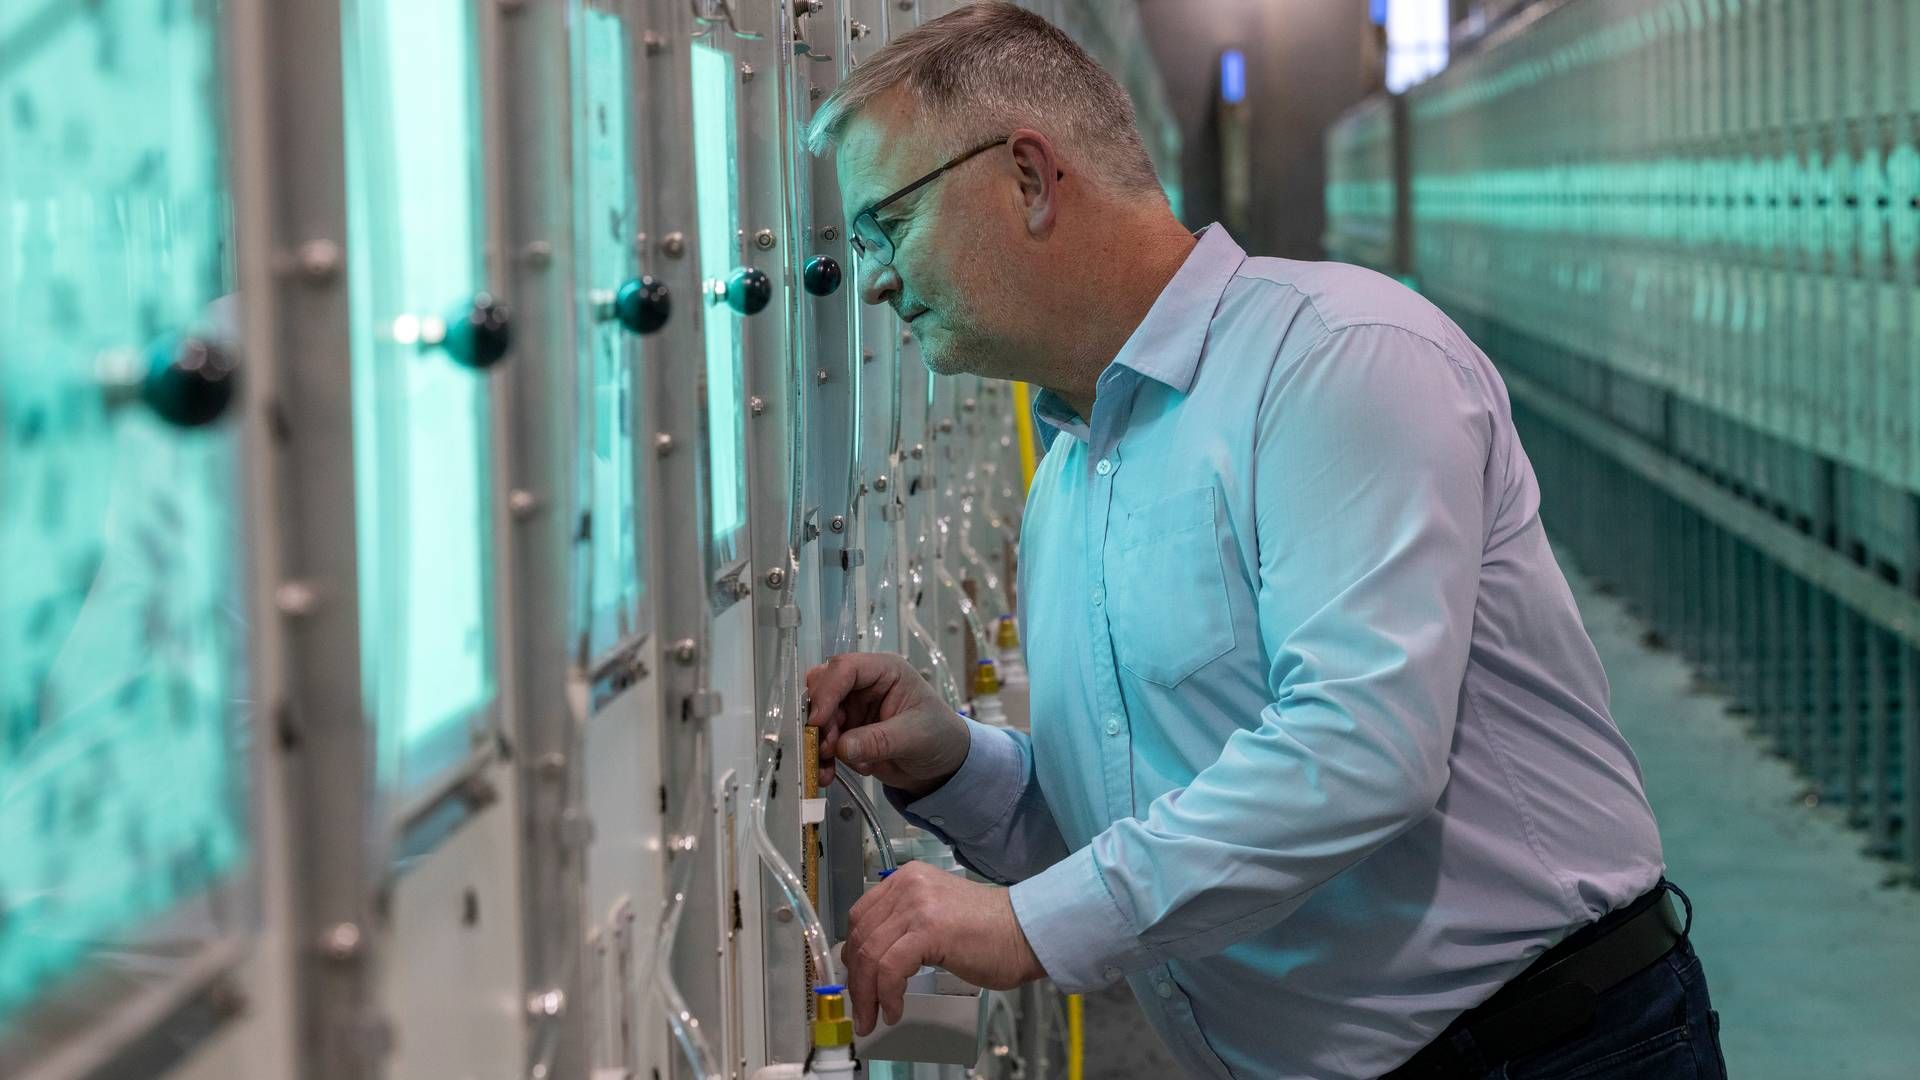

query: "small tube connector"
left=812, top=986, right=854, bottom=1049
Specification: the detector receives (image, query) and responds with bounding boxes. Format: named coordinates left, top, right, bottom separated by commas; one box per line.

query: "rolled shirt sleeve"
left=1008, top=325, right=1493, bottom=991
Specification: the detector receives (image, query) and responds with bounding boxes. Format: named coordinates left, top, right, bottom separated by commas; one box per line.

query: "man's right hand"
left=805, top=653, right=971, bottom=798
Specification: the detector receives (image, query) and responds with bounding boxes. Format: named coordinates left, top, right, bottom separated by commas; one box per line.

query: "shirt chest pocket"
left=1104, top=486, right=1236, bottom=688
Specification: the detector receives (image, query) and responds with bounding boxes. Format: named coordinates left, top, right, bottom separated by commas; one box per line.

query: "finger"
left=805, top=653, right=891, bottom=736
left=848, top=867, right=904, bottom=931
left=849, top=919, right=898, bottom=1036
left=874, top=931, right=929, bottom=1029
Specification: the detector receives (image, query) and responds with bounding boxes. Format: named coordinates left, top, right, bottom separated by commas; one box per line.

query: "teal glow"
left=691, top=41, right=746, bottom=546
left=575, top=8, right=646, bottom=655
left=0, top=0, right=245, bottom=1026
left=343, top=0, right=496, bottom=792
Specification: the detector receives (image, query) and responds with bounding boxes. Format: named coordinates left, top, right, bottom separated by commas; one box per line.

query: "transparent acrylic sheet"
left=691, top=34, right=749, bottom=584
left=342, top=0, right=499, bottom=807
left=574, top=2, right=650, bottom=659
left=0, top=0, right=252, bottom=1063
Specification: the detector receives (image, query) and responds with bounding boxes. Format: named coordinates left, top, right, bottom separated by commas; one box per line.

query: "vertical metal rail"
left=492, top=1, right=590, bottom=1076
left=241, top=0, right=382, bottom=1074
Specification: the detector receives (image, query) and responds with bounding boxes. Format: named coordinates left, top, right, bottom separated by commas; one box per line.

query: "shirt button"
left=1103, top=966, right=1123, bottom=983
left=1105, top=717, right=1121, bottom=736
left=1091, top=587, right=1105, bottom=606
left=1095, top=458, right=1113, bottom=476
left=1155, top=980, right=1174, bottom=999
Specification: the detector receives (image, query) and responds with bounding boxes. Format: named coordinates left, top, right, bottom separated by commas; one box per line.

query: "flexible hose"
left=637, top=727, right=723, bottom=1080
left=833, top=772, right=896, bottom=874
left=750, top=623, right=840, bottom=989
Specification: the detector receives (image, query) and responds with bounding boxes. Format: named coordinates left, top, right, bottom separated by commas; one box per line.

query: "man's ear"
left=1007, top=128, right=1062, bottom=238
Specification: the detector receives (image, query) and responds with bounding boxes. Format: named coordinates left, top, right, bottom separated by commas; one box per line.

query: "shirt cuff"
left=887, top=719, right=1027, bottom=843
left=1007, top=845, right=1152, bottom=993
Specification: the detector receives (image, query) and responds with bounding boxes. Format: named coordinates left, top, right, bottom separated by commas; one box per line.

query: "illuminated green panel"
left=0, top=1, right=245, bottom=1026
left=691, top=41, right=746, bottom=546
left=343, top=0, right=496, bottom=792
left=575, top=7, right=646, bottom=654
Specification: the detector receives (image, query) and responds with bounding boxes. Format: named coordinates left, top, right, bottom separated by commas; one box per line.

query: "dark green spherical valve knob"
left=443, top=293, right=512, bottom=369
left=725, top=267, right=772, bottom=316
left=613, top=275, right=671, bottom=335
left=803, top=255, right=843, bottom=297
left=141, top=334, right=239, bottom=428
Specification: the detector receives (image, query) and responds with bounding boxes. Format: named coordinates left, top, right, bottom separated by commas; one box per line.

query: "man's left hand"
left=843, top=861, right=1047, bottom=1035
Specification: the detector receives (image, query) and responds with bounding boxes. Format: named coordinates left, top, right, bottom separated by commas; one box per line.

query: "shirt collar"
left=1030, top=224, right=1247, bottom=442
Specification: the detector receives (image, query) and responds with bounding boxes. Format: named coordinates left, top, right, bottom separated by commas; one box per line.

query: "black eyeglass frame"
left=848, top=136, right=1011, bottom=266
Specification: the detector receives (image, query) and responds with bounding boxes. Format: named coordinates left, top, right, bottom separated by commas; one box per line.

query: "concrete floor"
left=1083, top=557, right=1920, bottom=1078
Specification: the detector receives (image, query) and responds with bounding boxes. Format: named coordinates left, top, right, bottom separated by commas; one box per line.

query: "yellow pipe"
left=1011, top=381, right=1040, bottom=489
left=1067, top=993, right=1084, bottom=1080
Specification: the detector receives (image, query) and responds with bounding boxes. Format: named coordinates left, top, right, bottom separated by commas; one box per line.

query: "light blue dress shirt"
left=896, top=226, right=1664, bottom=1078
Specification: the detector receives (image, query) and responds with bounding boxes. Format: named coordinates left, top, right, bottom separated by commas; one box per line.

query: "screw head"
left=740, top=62, right=755, bottom=81
left=654, top=432, right=675, bottom=455
left=319, top=923, right=362, bottom=961
left=296, top=239, right=342, bottom=283
left=765, top=568, right=787, bottom=589
left=749, top=395, right=767, bottom=416
left=830, top=515, right=846, bottom=532
left=275, top=582, right=320, bottom=617
left=817, top=368, right=831, bottom=384
left=822, top=225, right=839, bottom=242
left=508, top=489, right=540, bottom=519
left=671, top=639, right=698, bottom=664
left=873, top=474, right=889, bottom=491
left=754, top=228, right=777, bottom=250
left=521, top=240, right=553, bottom=268
left=661, top=231, right=687, bottom=258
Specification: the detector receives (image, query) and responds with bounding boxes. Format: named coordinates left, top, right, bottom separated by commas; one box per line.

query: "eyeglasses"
left=848, top=136, right=1009, bottom=267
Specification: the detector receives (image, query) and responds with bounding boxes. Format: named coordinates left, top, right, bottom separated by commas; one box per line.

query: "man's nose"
left=858, top=259, right=901, bottom=308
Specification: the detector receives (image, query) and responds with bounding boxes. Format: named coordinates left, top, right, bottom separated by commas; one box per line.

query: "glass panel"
left=0, top=0, right=247, bottom=1031
left=691, top=40, right=747, bottom=558
left=342, top=0, right=497, bottom=798
left=574, top=5, right=647, bottom=656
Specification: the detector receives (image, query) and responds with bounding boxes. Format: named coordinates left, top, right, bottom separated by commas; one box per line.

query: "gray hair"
left=806, top=2, right=1163, bottom=199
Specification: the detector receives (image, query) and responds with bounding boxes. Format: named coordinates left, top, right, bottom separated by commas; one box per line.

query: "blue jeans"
left=1454, top=936, right=1728, bottom=1080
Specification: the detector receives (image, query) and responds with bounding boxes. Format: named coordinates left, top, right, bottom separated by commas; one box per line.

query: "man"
left=802, top=5, right=1725, bottom=1078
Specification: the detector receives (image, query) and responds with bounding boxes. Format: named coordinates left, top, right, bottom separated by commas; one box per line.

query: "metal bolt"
left=765, top=568, right=787, bottom=589
left=296, top=239, right=342, bottom=283
left=535, top=752, right=567, bottom=779
left=911, top=443, right=924, bottom=459
left=754, top=228, right=777, bottom=250
left=938, top=418, right=955, bottom=433
left=661, top=231, right=687, bottom=258
left=900, top=330, right=912, bottom=345
left=508, top=489, right=540, bottom=519
left=823, top=225, right=839, bottom=242
left=839, top=805, right=855, bottom=820
left=654, top=432, right=675, bottom=455
left=749, top=395, right=767, bottom=416
left=794, top=0, right=823, bottom=13
left=526, top=989, right=566, bottom=1018
left=962, top=397, right=977, bottom=412
left=521, top=240, right=553, bottom=268
left=320, top=923, right=363, bottom=961
left=643, top=30, right=666, bottom=54
left=817, top=368, right=831, bottom=384
left=946, top=620, right=960, bottom=634
left=275, top=582, right=320, bottom=617
left=740, top=62, right=755, bottom=81
left=873, top=475, right=889, bottom=491
left=810, top=86, right=825, bottom=101
left=497, top=0, right=526, bottom=12
left=862, top=348, right=875, bottom=363
left=850, top=20, right=871, bottom=39
left=897, top=0, right=912, bottom=9
left=830, top=516, right=846, bottom=533
left=774, top=906, right=796, bottom=923
left=671, top=638, right=698, bottom=664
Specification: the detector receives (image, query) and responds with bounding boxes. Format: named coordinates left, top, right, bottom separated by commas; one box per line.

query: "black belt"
left=1383, top=881, right=1691, bottom=1080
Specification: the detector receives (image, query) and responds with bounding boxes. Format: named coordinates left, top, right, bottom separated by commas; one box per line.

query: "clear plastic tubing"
left=751, top=625, right=841, bottom=989
left=640, top=729, right=724, bottom=1080
left=833, top=771, right=897, bottom=873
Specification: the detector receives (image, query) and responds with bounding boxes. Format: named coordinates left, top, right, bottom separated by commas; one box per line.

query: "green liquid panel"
left=0, top=0, right=245, bottom=1027
left=343, top=0, right=497, bottom=792
left=576, top=7, right=647, bottom=655
left=691, top=41, right=746, bottom=547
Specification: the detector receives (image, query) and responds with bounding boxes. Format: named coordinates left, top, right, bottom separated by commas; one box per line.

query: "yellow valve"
left=995, top=616, right=1020, bottom=649
left=812, top=987, right=854, bottom=1048
left=971, top=658, right=1001, bottom=697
